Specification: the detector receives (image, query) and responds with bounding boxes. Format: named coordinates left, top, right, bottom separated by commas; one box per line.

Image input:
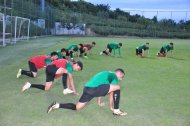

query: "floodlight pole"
left=83, top=23, right=86, bottom=35
left=2, top=13, right=5, bottom=46
left=14, top=16, right=17, bottom=44
left=27, top=19, right=30, bottom=40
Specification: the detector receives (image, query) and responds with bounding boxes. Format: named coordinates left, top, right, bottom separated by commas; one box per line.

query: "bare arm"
left=171, top=51, right=174, bottom=57
left=68, top=73, right=78, bottom=95
left=97, top=97, right=102, bottom=106
left=109, top=92, right=114, bottom=111
left=142, top=49, right=145, bottom=57
left=165, top=52, right=168, bottom=57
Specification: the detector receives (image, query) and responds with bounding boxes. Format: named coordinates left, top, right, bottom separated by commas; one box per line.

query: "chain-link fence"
left=0, top=0, right=190, bottom=46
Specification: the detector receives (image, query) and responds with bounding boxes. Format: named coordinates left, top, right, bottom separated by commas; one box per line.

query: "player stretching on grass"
left=67, top=44, right=83, bottom=60
left=136, top=43, right=149, bottom=58
left=51, top=48, right=74, bottom=61
left=80, top=42, right=96, bottom=58
left=157, top=43, right=174, bottom=57
left=17, top=52, right=58, bottom=78
left=49, top=48, right=70, bottom=59
left=100, top=43, right=122, bottom=57
left=47, top=68, right=127, bottom=116
left=22, top=59, right=83, bottom=95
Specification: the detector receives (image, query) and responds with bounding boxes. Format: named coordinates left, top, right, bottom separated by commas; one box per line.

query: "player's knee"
left=115, top=85, right=120, bottom=90
left=76, top=106, right=82, bottom=111
left=110, top=85, right=120, bottom=91
left=33, top=74, right=37, bottom=78
left=45, top=85, right=52, bottom=91
left=75, top=105, right=83, bottom=111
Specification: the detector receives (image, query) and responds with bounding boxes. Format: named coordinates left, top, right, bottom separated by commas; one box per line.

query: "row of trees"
left=45, top=0, right=190, bottom=38
left=1, top=0, right=189, bottom=38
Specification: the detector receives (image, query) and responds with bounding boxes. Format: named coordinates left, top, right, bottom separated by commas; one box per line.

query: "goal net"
left=0, top=12, right=12, bottom=46
left=14, top=16, right=30, bottom=43
left=0, top=12, right=5, bottom=46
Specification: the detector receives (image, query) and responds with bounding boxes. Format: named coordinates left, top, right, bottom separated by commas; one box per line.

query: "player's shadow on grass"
left=146, top=57, right=157, bottom=59
left=168, top=57, right=186, bottom=61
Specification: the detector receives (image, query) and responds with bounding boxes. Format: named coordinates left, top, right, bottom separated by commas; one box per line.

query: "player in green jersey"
left=47, top=68, right=127, bottom=116
left=157, top=43, right=174, bottom=57
left=136, top=43, right=149, bottom=58
left=67, top=44, right=83, bottom=60
left=100, top=43, right=122, bottom=57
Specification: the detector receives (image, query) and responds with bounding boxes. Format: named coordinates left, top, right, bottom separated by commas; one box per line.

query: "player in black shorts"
left=60, top=48, right=75, bottom=61
left=157, top=43, right=174, bottom=57
left=17, top=52, right=58, bottom=78
left=22, top=59, right=83, bottom=95
left=47, top=68, right=127, bottom=116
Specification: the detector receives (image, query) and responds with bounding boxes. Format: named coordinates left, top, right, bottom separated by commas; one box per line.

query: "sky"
left=85, top=0, right=190, bottom=22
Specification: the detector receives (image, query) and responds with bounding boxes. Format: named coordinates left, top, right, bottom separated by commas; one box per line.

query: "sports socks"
left=31, top=84, right=45, bottom=90
left=21, top=70, right=34, bottom=77
left=59, top=103, right=76, bottom=110
left=113, top=90, right=120, bottom=109
left=62, top=73, right=68, bottom=89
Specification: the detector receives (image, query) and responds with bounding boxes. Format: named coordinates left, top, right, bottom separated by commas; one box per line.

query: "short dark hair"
left=170, top=42, right=173, bottom=45
left=61, top=48, right=66, bottom=52
left=50, top=51, right=58, bottom=56
left=115, top=68, right=125, bottom=75
left=119, top=43, right=122, bottom=47
left=75, top=61, right=83, bottom=70
left=92, top=42, right=96, bottom=45
left=79, top=44, right=83, bottom=48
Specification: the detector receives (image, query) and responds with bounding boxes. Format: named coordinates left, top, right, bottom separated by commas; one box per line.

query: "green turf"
left=0, top=36, right=190, bottom=126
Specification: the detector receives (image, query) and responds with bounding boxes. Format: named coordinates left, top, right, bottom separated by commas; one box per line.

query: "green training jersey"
left=67, top=44, right=78, bottom=51
left=45, top=58, right=52, bottom=65
left=163, top=45, right=174, bottom=52
left=56, top=50, right=62, bottom=59
left=138, top=44, right=149, bottom=51
left=85, top=71, right=118, bottom=87
left=65, top=62, right=72, bottom=74
left=108, top=43, right=121, bottom=56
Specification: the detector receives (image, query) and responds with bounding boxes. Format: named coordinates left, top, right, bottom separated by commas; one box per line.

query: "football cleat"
left=17, top=69, right=22, bottom=78
left=113, top=109, right=127, bottom=116
left=22, top=82, right=31, bottom=92
left=63, top=88, right=74, bottom=95
left=84, top=56, right=88, bottom=59
left=47, top=101, right=59, bottom=113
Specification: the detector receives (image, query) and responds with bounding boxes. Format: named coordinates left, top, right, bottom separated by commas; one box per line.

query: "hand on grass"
left=98, top=102, right=105, bottom=107
left=73, top=92, right=79, bottom=95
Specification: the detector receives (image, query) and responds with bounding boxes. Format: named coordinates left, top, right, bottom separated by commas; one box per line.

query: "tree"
left=152, top=16, right=158, bottom=23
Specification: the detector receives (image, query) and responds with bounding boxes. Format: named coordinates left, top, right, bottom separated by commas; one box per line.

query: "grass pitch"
left=0, top=36, right=190, bottom=126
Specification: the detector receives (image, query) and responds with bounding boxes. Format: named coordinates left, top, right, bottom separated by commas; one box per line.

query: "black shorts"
left=28, top=61, right=37, bottom=72
left=160, top=47, right=166, bottom=54
left=45, top=65, right=59, bottom=82
left=136, top=49, right=142, bottom=55
left=79, top=84, right=110, bottom=103
left=69, top=51, right=74, bottom=58
left=66, top=51, right=71, bottom=56
left=80, top=48, right=85, bottom=54
left=73, top=47, right=78, bottom=52
left=107, top=45, right=112, bottom=53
